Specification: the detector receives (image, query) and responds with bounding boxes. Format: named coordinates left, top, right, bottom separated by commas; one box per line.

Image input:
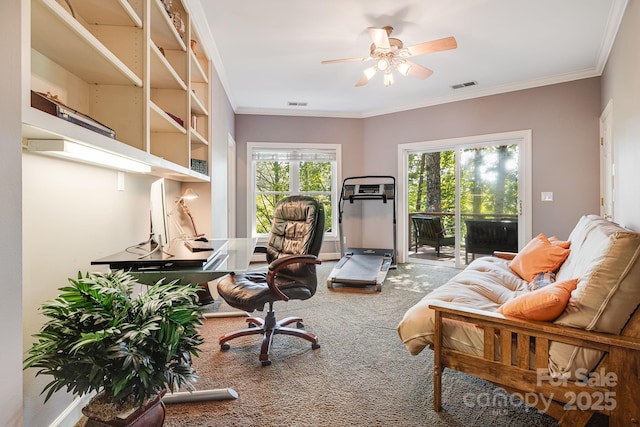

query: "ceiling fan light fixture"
left=363, top=65, right=377, bottom=80
left=322, top=26, right=457, bottom=88
left=396, top=61, right=411, bottom=76
left=384, top=71, right=394, bottom=87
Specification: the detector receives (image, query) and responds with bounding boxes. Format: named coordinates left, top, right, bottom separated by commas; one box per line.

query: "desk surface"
left=93, top=238, right=257, bottom=285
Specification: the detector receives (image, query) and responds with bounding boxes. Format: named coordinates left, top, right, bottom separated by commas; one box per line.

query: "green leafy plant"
left=24, top=270, right=204, bottom=407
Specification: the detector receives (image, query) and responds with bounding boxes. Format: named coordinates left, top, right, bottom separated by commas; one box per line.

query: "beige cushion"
left=549, top=215, right=640, bottom=378
left=397, top=257, right=529, bottom=355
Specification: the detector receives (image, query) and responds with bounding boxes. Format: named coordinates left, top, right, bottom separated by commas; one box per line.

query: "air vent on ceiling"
left=450, top=81, right=478, bottom=90
left=287, top=101, right=308, bottom=107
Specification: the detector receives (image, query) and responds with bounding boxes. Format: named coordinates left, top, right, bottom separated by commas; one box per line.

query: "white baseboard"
left=320, top=252, right=340, bottom=261
left=249, top=252, right=341, bottom=264
left=50, top=394, right=93, bottom=427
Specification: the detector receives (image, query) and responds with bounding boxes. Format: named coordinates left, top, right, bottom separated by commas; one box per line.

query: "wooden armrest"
left=493, top=251, right=517, bottom=260
left=428, top=301, right=640, bottom=351
left=266, top=255, right=321, bottom=301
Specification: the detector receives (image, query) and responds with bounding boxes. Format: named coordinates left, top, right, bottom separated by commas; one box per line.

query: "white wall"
left=21, top=154, right=159, bottom=426
left=601, top=0, right=640, bottom=231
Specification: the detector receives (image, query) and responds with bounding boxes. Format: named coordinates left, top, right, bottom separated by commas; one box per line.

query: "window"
left=248, top=143, right=340, bottom=239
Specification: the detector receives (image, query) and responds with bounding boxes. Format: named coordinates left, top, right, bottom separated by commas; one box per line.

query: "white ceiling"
left=191, top=0, right=628, bottom=118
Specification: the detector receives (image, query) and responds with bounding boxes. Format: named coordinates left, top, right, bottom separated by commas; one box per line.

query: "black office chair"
left=217, top=195, right=325, bottom=366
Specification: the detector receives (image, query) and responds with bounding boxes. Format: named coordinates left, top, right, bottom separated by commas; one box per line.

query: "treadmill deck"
left=327, top=248, right=394, bottom=292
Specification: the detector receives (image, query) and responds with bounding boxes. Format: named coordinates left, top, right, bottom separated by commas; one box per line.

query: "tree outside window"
left=250, top=144, right=339, bottom=237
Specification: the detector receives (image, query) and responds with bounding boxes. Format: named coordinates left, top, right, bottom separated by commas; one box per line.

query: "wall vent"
left=287, top=101, right=308, bottom=107
left=450, top=81, right=478, bottom=90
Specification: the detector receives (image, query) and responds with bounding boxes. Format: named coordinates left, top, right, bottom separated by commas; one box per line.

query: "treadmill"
left=327, top=175, right=397, bottom=291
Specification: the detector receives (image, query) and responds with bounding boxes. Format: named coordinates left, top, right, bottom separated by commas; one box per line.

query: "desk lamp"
left=171, top=188, right=204, bottom=240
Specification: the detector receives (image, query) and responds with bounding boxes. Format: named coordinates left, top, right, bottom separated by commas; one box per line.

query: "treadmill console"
left=342, top=183, right=395, bottom=202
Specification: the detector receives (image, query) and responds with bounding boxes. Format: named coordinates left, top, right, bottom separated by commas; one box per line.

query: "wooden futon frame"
left=429, top=300, right=640, bottom=426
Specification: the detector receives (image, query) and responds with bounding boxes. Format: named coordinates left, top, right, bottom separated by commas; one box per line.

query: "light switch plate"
left=541, top=191, right=553, bottom=201
left=117, top=171, right=125, bottom=191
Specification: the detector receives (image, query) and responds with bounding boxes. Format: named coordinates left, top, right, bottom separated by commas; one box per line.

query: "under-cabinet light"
left=27, top=139, right=152, bottom=174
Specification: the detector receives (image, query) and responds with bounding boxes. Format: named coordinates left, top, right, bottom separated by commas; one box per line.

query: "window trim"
left=247, top=142, right=342, bottom=241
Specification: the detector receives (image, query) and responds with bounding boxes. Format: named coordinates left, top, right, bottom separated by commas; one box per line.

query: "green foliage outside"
left=255, top=160, right=333, bottom=234
left=408, top=145, right=519, bottom=231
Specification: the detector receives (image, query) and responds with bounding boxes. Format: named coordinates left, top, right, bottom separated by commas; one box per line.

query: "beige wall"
left=601, top=0, right=640, bottom=231
left=1, top=0, right=24, bottom=425
left=363, top=78, right=601, bottom=239
left=234, top=78, right=601, bottom=248
left=235, top=115, right=364, bottom=252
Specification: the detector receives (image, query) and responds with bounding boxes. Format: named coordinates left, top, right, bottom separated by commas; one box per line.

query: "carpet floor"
left=164, top=261, right=608, bottom=427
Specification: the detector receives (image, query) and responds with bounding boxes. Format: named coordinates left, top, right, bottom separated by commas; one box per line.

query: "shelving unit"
left=23, top=0, right=211, bottom=182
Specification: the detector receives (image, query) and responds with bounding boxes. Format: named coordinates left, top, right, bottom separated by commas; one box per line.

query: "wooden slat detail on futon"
left=535, top=337, right=548, bottom=369
left=517, top=333, right=530, bottom=369
left=483, top=327, right=495, bottom=360
left=500, top=329, right=511, bottom=365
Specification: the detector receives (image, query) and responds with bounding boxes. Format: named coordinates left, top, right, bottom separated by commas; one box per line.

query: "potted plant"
left=23, top=270, right=204, bottom=426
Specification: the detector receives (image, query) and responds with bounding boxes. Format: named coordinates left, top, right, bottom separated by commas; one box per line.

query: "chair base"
left=219, top=306, right=320, bottom=366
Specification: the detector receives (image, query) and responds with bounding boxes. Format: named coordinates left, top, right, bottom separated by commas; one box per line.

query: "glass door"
left=403, top=132, right=529, bottom=268
left=459, top=144, right=519, bottom=265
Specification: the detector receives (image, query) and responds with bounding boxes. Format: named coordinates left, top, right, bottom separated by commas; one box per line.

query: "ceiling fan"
left=321, top=26, right=457, bottom=87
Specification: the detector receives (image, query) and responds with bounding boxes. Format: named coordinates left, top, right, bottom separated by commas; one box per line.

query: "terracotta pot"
left=83, top=392, right=166, bottom=427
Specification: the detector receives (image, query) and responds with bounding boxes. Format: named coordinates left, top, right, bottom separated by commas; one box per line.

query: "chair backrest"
left=465, top=219, right=518, bottom=253
left=412, top=216, right=443, bottom=241
left=266, top=195, right=325, bottom=282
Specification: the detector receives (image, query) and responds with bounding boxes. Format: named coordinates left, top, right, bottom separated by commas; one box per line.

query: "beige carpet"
left=164, top=261, right=607, bottom=427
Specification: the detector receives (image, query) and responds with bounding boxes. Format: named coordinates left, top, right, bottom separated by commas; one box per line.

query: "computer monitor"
left=150, top=178, right=170, bottom=250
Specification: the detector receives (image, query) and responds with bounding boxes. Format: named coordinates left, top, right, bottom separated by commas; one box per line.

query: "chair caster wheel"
left=261, top=360, right=271, bottom=366
left=312, top=343, right=320, bottom=350
left=221, top=343, right=230, bottom=351
left=296, top=322, right=304, bottom=328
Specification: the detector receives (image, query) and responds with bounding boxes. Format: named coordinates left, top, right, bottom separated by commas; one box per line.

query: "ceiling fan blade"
left=368, top=27, right=390, bottom=49
left=321, top=57, right=370, bottom=64
left=406, top=36, right=457, bottom=57
left=355, top=74, right=371, bottom=87
left=405, top=61, right=433, bottom=79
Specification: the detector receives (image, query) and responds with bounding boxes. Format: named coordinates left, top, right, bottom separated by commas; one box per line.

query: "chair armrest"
left=493, top=251, right=517, bottom=260
left=428, top=301, right=640, bottom=351
left=266, top=255, right=321, bottom=301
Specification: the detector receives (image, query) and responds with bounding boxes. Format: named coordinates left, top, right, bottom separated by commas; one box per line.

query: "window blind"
left=252, top=148, right=336, bottom=162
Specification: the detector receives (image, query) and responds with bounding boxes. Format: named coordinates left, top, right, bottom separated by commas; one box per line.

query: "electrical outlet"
left=541, top=191, right=553, bottom=201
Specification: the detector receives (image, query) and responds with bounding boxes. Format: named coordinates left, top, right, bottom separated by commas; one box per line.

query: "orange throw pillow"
left=509, top=233, right=570, bottom=281
left=549, top=235, right=571, bottom=249
left=497, top=279, right=578, bottom=321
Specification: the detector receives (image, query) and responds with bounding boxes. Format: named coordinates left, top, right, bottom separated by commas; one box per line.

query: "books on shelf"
left=31, top=91, right=116, bottom=139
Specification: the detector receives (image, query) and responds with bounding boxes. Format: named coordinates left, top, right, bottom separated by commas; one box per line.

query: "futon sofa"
left=397, top=214, right=640, bottom=426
